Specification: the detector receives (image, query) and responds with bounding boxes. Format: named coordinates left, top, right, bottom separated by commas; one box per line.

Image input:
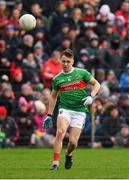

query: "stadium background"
left=0, top=0, right=129, bottom=149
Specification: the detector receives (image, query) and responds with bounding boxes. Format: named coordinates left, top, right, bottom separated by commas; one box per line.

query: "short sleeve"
left=82, top=69, right=93, bottom=82
left=52, top=78, right=59, bottom=91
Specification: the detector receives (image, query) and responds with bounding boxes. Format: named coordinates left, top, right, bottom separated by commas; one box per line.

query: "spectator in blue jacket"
left=119, top=63, right=129, bottom=91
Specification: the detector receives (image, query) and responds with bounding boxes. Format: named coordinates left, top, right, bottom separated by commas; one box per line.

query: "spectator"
left=10, top=49, right=23, bottom=79
left=119, top=63, right=129, bottom=91
left=95, top=5, right=112, bottom=37
left=0, top=74, right=10, bottom=91
left=48, top=1, right=69, bottom=35
left=76, top=48, right=92, bottom=70
left=41, top=50, right=62, bottom=88
left=120, top=94, right=129, bottom=124
left=87, top=34, right=100, bottom=69
left=4, top=25, right=20, bottom=58
left=115, top=1, right=129, bottom=26
left=66, top=0, right=77, bottom=16
left=20, top=34, right=34, bottom=57
left=104, top=33, right=124, bottom=77
left=102, top=106, right=126, bottom=147
left=75, top=26, right=95, bottom=50
left=115, top=124, right=129, bottom=147
left=51, top=23, right=70, bottom=49
left=113, top=16, right=126, bottom=39
left=97, top=4, right=115, bottom=22
left=0, top=1, right=9, bottom=34
left=15, top=97, right=34, bottom=146
left=34, top=41, right=49, bottom=68
left=34, top=28, right=51, bottom=55
left=13, top=0, right=24, bottom=14
left=122, top=25, right=129, bottom=50
left=0, top=39, right=11, bottom=77
left=0, top=106, right=19, bottom=147
left=100, top=0, right=123, bottom=13
left=99, top=70, right=119, bottom=96
left=22, top=52, right=39, bottom=83
left=31, top=3, right=48, bottom=31
left=9, top=9, right=21, bottom=29
left=0, top=86, right=14, bottom=116
left=82, top=5, right=96, bottom=28
left=104, top=21, right=115, bottom=42
left=41, top=88, right=51, bottom=111
left=11, top=68, right=24, bottom=98
left=20, top=83, right=34, bottom=102
left=68, top=8, right=84, bottom=34
left=56, top=36, right=72, bottom=52
left=31, top=100, right=55, bottom=147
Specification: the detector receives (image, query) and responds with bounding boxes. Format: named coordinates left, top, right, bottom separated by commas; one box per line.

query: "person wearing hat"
left=30, top=100, right=55, bottom=147
left=105, top=21, right=114, bottom=42
left=76, top=48, right=92, bottom=70
left=13, top=96, right=34, bottom=146
left=113, top=15, right=126, bottom=39
left=34, top=41, right=48, bottom=68
left=87, top=34, right=100, bottom=68
left=0, top=106, right=19, bottom=147
left=11, top=68, right=24, bottom=98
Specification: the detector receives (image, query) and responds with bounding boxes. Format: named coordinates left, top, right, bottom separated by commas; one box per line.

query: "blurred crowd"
left=0, top=0, right=129, bottom=148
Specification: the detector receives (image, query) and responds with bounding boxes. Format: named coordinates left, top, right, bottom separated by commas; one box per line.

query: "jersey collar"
left=62, top=67, right=74, bottom=74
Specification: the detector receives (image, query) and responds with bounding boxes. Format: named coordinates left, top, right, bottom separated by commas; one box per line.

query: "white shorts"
left=58, top=109, right=86, bottom=129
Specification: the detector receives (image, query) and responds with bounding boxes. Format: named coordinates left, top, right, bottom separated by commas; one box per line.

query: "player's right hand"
left=42, top=115, right=53, bottom=128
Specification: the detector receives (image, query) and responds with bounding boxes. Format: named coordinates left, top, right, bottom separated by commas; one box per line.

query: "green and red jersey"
left=52, top=68, right=93, bottom=112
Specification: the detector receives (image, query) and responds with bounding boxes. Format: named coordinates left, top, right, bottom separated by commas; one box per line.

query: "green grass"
left=0, top=148, right=129, bottom=179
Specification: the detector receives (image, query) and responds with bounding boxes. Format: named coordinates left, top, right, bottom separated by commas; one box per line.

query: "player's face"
left=61, top=55, right=74, bottom=73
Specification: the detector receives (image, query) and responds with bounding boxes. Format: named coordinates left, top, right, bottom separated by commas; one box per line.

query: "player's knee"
left=57, top=128, right=65, bottom=138
left=69, top=139, right=78, bottom=147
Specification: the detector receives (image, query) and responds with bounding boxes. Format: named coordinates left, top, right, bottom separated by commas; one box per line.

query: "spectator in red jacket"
left=115, top=1, right=129, bottom=25
left=41, top=50, right=62, bottom=88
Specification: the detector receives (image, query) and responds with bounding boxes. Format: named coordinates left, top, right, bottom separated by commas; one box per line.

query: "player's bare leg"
left=51, top=116, right=69, bottom=170
left=65, top=127, right=82, bottom=169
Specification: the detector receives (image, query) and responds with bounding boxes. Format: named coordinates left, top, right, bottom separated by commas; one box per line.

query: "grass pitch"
left=0, top=148, right=129, bottom=179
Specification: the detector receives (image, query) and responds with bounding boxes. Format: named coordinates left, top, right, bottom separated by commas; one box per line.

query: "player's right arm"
left=48, top=90, right=59, bottom=115
left=42, top=90, right=58, bottom=128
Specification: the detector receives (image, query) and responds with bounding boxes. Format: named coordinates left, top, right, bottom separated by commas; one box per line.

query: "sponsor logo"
left=59, top=80, right=87, bottom=92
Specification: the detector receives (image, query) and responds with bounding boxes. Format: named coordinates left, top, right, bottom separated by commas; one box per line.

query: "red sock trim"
left=53, top=152, right=60, bottom=161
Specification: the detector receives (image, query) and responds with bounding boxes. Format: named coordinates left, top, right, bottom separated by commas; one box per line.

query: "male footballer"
left=42, top=49, right=100, bottom=170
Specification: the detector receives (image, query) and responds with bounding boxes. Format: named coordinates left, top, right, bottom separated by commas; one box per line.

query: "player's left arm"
left=83, top=77, right=100, bottom=106
left=88, top=77, right=101, bottom=97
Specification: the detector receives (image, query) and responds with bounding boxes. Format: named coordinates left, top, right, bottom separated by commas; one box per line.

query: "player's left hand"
left=83, top=96, right=94, bottom=106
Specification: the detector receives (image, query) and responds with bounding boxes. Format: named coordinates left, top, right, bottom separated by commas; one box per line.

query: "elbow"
left=96, top=81, right=101, bottom=93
